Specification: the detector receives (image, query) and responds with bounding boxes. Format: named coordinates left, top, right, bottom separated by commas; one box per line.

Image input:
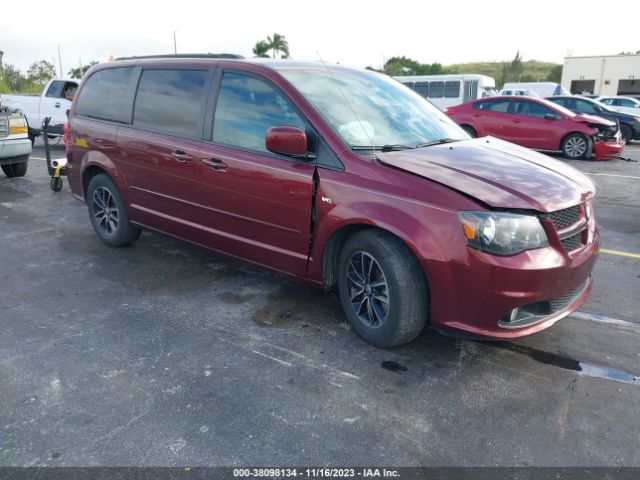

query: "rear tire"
left=461, top=125, right=477, bottom=138
left=620, top=124, right=633, bottom=145
left=1, top=156, right=29, bottom=177
left=561, top=133, right=588, bottom=160
left=337, top=229, right=428, bottom=348
left=86, top=174, right=141, bottom=247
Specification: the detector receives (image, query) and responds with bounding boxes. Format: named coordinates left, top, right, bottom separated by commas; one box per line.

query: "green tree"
left=0, top=64, right=27, bottom=92
left=383, top=56, right=450, bottom=76
left=27, top=60, right=56, bottom=88
left=266, top=33, right=289, bottom=59
left=68, top=61, right=98, bottom=79
left=546, top=64, right=563, bottom=83
left=498, top=51, right=524, bottom=87
left=509, top=51, right=523, bottom=82
left=252, top=40, right=270, bottom=58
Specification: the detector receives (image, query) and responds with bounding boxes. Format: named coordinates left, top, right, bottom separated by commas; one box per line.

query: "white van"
left=498, top=88, right=540, bottom=97
left=394, top=74, right=497, bottom=110
left=500, top=82, right=569, bottom=98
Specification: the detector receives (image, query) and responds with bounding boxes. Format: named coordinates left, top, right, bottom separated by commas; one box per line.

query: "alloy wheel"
left=565, top=136, right=587, bottom=158
left=346, top=251, right=390, bottom=329
left=92, top=186, right=119, bottom=235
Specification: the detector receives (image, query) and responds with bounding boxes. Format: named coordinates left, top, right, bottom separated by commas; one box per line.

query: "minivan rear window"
left=133, top=69, right=208, bottom=138
left=75, top=67, right=133, bottom=123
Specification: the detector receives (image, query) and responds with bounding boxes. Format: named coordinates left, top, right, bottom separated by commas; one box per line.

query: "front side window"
left=574, top=99, right=597, bottom=113
left=212, top=72, right=305, bottom=154
left=280, top=68, right=466, bottom=148
left=514, top=100, right=554, bottom=118
left=75, top=68, right=133, bottom=123
left=46, top=81, right=64, bottom=98
left=133, top=69, right=208, bottom=138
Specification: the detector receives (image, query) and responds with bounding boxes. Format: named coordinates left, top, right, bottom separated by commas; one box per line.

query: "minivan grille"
left=548, top=205, right=580, bottom=230
left=0, top=118, right=8, bottom=138
left=543, top=204, right=588, bottom=254
left=561, top=233, right=583, bottom=252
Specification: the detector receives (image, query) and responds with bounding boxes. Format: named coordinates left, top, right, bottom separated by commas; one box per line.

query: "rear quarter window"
left=75, top=68, right=134, bottom=123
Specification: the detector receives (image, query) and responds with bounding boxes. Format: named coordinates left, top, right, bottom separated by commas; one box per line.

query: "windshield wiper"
left=415, top=138, right=460, bottom=148
left=351, top=144, right=415, bottom=152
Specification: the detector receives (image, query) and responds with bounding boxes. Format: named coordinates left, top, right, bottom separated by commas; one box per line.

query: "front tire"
left=1, top=156, right=29, bottom=177
left=561, top=133, right=588, bottom=160
left=620, top=124, right=633, bottom=145
left=337, top=230, right=428, bottom=348
left=86, top=174, right=141, bottom=247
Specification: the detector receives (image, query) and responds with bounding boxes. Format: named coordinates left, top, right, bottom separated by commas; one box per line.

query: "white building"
left=561, top=54, right=640, bottom=96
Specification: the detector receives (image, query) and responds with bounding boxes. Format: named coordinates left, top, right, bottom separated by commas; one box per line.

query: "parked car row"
left=445, top=96, right=625, bottom=160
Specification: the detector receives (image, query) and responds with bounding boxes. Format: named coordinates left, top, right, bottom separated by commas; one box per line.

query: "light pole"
left=173, top=31, right=177, bottom=55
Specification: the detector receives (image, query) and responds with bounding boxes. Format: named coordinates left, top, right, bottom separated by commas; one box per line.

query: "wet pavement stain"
left=381, top=361, right=408, bottom=373
left=252, top=282, right=344, bottom=328
left=218, top=292, right=253, bottom=305
left=488, top=342, right=638, bottom=385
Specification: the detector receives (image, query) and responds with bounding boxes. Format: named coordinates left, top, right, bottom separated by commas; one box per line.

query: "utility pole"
left=173, top=31, right=177, bottom=55
left=57, top=45, right=63, bottom=77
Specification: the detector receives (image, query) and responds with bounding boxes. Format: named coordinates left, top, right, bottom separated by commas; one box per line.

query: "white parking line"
left=572, top=311, right=639, bottom=330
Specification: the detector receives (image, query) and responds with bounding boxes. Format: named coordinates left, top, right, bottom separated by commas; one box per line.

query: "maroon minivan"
left=66, top=56, right=599, bottom=347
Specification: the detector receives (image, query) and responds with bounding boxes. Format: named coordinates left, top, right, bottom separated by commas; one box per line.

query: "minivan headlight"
left=458, top=211, right=549, bottom=256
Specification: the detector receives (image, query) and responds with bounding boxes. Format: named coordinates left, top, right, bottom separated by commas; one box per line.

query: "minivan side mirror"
left=265, top=126, right=308, bottom=157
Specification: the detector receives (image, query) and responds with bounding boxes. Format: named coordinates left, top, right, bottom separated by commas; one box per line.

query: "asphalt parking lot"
left=1, top=140, right=639, bottom=467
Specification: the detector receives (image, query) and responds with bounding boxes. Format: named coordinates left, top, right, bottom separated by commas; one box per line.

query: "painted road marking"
left=600, top=248, right=640, bottom=260
left=588, top=172, right=640, bottom=180
left=572, top=311, right=639, bottom=330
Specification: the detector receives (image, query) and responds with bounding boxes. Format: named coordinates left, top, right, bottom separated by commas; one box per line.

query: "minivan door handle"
left=171, top=150, right=194, bottom=162
left=55, top=102, right=61, bottom=108
left=202, top=158, right=227, bottom=171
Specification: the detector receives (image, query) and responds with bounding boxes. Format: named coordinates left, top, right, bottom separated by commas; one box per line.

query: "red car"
left=446, top=96, right=624, bottom=160
left=66, top=57, right=599, bottom=347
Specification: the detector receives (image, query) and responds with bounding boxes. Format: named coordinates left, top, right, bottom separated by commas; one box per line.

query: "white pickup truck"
left=0, top=78, right=79, bottom=140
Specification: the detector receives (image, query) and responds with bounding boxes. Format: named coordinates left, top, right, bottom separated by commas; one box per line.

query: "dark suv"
left=66, top=56, right=599, bottom=347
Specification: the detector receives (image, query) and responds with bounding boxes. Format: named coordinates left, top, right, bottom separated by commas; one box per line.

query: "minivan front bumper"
left=425, top=223, right=600, bottom=339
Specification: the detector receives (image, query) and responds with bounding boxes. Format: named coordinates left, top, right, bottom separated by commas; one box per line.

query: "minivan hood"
left=378, top=137, right=595, bottom=213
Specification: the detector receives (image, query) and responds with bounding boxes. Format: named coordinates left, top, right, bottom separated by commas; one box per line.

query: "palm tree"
left=252, top=40, right=270, bottom=58
left=266, top=33, right=289, bottom=59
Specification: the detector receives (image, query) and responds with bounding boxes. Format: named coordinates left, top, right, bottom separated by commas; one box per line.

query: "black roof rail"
left=115, top=53, right=245, bottom=61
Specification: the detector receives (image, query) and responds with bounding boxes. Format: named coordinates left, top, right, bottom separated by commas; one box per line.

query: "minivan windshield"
left=279, top=67, right=468, bottom=150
